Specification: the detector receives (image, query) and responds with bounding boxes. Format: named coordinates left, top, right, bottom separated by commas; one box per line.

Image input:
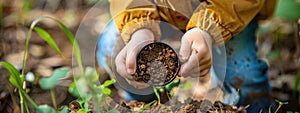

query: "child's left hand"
left=179, top=28, right=213, bottom=83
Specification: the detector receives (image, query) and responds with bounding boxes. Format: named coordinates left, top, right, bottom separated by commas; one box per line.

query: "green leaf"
left=77, top=99, right=90, bottom=112
left=103, top=87, right=111, bottom=96
left=107, top=110, right=120, bottom=113
left=59, top=106, right=69, bottom=113
left=30, top=16, right=83, bottom=75
left=103, top=79, right=116, bottom=87
left=36, top=105, right=56, bottom=113
left=0, top=62, right=23, bottom=89
left=84, top=67, right=98, bottom=83
left=9, top=76, right=21, bottom=89
left=275, top=99, right=288, bottom=105
left=34, top=27, right=65, bottom=58
left=68, top=82, right=80, bottom=97
left=39, top=68, right=70, bottom=89
left=165, top=78, right=180, bottom=91
left=77, top=109, right=88, bottom=113
left=52, top=17, right=83, bottom=74
left=76, top=79, right=89, bottom=98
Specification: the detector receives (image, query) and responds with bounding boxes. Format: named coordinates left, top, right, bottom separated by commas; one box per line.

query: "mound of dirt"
left=105, top=98, right=246, bottom=113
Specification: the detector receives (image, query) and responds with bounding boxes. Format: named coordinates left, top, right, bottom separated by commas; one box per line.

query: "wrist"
left=130, top=28, right=155, bottom=43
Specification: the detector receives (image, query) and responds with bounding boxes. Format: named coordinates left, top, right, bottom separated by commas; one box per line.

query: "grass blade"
left=33, top=27, right=65, bottom=58
left=30, top=16, right=83, bottom=74
left=137, top=100, right=156, bottom=113
left=52, top=17, right=83, bottom=74
left=0, top=62, right=23, bottom=89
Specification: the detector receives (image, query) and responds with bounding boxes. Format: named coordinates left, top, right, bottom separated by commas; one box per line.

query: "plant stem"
left=274, top=104, right=282, bottom=113
left=21, top=28, right=32, bottom=113
left=19, top=90, right=24, bottom=113
left=50, top=88, right=58, bottom=112
left=21, top=29, right=32, bottom=77
left=24, top=97, right=30, bottom=113
left=153, top=87, right=160, bottom=105
left=20, top=89, right=38, bottom=109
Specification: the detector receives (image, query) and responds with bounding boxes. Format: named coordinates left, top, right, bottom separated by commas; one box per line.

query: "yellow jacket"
left=110, top=0, right=277, bottom=45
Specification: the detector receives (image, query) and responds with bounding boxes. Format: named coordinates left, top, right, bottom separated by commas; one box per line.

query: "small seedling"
left=68, top=67, right=117, bottom=112
left=272, top=99, right=288, bottom=113
left=153, top=87, right=162, bottom=105
left=39, top=68, right=70, bottom=111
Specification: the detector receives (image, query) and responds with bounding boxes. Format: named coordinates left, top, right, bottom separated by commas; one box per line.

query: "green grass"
left=0, top=14, right=121, bottom=112
left=0, top=15, right=83, bottom=113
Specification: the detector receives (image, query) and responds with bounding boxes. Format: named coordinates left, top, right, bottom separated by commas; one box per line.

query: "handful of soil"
left=133, top=42, right=180, bottom=86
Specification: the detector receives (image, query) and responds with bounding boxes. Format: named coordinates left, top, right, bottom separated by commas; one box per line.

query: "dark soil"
left=106, top=98, right=246, bottom=113
left=134, top=42, right=180, bottom=86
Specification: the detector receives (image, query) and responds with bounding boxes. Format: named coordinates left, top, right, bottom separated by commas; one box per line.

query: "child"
left=97, top=0, right=277, bottom=112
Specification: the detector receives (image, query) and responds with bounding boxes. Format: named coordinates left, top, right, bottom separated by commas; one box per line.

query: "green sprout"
left=273, top=99, right=288, bottom=113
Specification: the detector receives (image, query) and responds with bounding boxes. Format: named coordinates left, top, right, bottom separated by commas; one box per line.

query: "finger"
left=199, top=72, right=211, bottom=83
left=179, top=36, right=192, bottom=63
left=125, top=46, right=139, bottom=74
left=179, top=53, right=199, bottom=77
left=198, top=59, right=212, bottom=71
left=188, top=58, right=211, bottom=73
left=199, top=69, right=210, bottom=77
left=188, top=70, right=210, bottom=80
left=189, top=66, right=210, bottom=78
left=115, top=49, right=131, bottom=79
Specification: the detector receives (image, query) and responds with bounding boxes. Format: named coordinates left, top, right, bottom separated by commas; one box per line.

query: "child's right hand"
left=115, top=29, right=155, bottom=89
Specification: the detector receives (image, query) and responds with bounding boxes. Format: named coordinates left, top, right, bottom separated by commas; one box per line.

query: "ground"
left=0, top=0, right=300, bottom=112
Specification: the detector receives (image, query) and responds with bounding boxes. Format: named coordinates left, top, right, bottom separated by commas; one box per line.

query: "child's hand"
left=179, top=28, right=213, bottom=83
left=115, top=29, right=155, bottom=89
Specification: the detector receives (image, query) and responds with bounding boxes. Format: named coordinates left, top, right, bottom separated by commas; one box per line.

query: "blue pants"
left=97, top=21, right=273, bottom=112
left=224, top=21, right=274, bottom=112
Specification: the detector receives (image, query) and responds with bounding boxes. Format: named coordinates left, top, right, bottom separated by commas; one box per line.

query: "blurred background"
left=0, top=0, right=299, bottom=112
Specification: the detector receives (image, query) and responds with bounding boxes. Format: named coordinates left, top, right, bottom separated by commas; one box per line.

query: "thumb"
left=126, top=47, right=138, bottom=74
left=179, top=36, right=191, bottom=62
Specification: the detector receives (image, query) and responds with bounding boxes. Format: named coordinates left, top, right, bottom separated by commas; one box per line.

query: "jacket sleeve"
left=110, top=0, right=161, bottom=44
left=186, top=0, right=266, bottom=45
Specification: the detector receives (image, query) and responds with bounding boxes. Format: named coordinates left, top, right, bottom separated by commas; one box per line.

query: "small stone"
left=36, top=65, right=53, bottom=77
left=4, top=51, right=25, bottom=70
left=29, top=45, right=45, bottom=58
left=40, top=56, right=65, bottom=67
left=25, top=72, right=35, bottom=82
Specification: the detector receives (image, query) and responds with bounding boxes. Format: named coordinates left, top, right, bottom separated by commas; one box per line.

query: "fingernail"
left=127, top=69, right=135, bottom=74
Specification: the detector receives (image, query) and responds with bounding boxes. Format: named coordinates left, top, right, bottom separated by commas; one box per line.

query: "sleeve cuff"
left=186, top=9, right=232, bottom=46
left=121, top=20, right=161, bottom=44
